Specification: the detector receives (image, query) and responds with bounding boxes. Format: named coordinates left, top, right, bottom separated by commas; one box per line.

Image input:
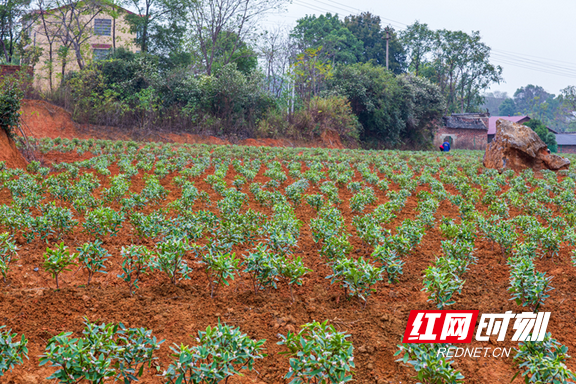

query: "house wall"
left=434, top=127, right=488, bottom=150
left=31, top=8, right=137, bottom=91
left=558, top=145, right=576, bottom=154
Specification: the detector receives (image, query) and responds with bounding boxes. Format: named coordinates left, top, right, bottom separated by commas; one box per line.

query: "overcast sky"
left=263, top=0, right=576, bottom=98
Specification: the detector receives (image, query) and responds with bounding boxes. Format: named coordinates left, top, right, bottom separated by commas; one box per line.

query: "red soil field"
left=1, top=149, right=576, bottom=384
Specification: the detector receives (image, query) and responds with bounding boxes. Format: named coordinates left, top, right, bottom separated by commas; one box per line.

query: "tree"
left=329, top=62, right=444, bottom=148
left=207, top=31, right=258, bottom=75
left=498, top=97, right=516, bottom=116
left=0, top=0, right=31, bottom=64
left=422, top=29, right=502, bottom=113
left=125, top=0, right=189, bottom=55
left=187, top=0, right=287, bottom=76
left=397, top=73, right=445, bottom=146
left=526, top=118, right=557, bottom=152
left=344, top=12, right=406, bottom=74
left=38, top=0, right=114, bottom=73
left=561, top=85, right=576, bottom=112
left=514, top=85, right=551, bottom=114
left=291, top=13, right=362, bottom=65
left=291, top=47, right=332, bottom=105
left=399, top=21, right=434, bottom=76
left=482, top=91, right=508, bottom=115
left=258, top=26, right=293, bottom=99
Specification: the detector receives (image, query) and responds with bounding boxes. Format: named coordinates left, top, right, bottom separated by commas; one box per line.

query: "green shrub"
left=278, top=320, right=354, bottom=384
left=513, top=332, right=576, bottom=383
left=118, top=245, right=154, bottom=295
left=153, top=238, right=192, bottom=284
left=40, top=319, right=162, bottom=384
left=76, top=240, right=110, bottom=285
left=0, top=76, right=24, bottom=139
left=43, top=242, right=77, bottom=289
left=83, top=207, right=124, bottom=238
left=0, top=233, right=18, bottom=283
left=327, top=257, right=383, bottom=306
left=243, top=243, right=280, bottom=294
left=0, top=326, right=28, bottom=377
left=200, top=250, right=240, bottom=298
left=165, top=321, right=266, bottom=384
left=395, top=343, right=464, bottom=384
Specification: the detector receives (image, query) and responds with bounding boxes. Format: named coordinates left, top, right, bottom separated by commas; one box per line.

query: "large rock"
left=483, top=119, right=570, bottom=172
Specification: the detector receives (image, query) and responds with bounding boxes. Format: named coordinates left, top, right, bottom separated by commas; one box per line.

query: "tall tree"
left=399, top=21, right=433, bottom=76
left=0, top=0, right=31, bottom=64
left=124, top=0, right=188, bottom=54
left=498, top=98, right=516, bottom=116
left=561, top=85, right=576, bottom=112
left=481, top=91, right=508, bottom=115
left=421, top=29, right=502, bottom=113
left=258, top=26, right=293, bottom=98
left=187, top=0, right=287, bottom=76
left=329, top=62, right=444, bottom=147
left=290, top=13, right=362, bottom=65
left=291, top=46, right=332, bottom=105
left=344, top=12, right=406, bottom=74
left=39, top=0, right=114, bottom=71
left=513, top=84, right=553, bottom=117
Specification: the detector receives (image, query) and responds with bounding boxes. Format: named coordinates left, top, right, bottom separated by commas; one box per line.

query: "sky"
left=262, top=0, right=576, bottom=98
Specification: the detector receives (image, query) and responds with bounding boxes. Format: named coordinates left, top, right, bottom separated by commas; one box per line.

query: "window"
left=94, top=19, right=111, bottom=36
left=93, top=48, right=110, bottom=60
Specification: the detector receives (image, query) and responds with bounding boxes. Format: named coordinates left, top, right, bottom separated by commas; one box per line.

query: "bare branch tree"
left=258, top=25, right=293, bottom=98
left=187, top=0, right=288, bottom=75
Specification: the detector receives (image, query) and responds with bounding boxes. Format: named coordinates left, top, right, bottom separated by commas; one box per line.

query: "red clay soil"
left=0, top=128, right=27, bottom=168
left=2, top=152, right=576, bottom=384
left=19, top=99, right=351, bottom=149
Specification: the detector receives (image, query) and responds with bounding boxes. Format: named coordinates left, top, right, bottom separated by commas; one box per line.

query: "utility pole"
left=385, top=27, right=390, bottom=70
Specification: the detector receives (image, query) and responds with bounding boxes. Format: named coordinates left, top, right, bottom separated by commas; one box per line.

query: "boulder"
left=483, top=119, right=570, bottom=172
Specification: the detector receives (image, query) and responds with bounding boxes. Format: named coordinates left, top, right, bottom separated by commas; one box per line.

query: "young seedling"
left=201, top=250, right=240, bottom=298
left=274, top=255, right=311, bottom=302
left=76, top=240, right=110, bottom=285
left=153, top=238, right=192, bottom=285
left=43, top=242, right=76, bottom=289
left=508, top=253, right=553, bottom=312
left=278, top=320, right=354, bottom=384
left=0, top=326, right=28, bottom=377
left=0, top=233, right=18, bottom=283
left=395, top=343, right=464, bottom=383
left=327, top=257, right=383, bottom=307
left=83, top=207, right=124, bottom=238
left=243, top=243, right=279, bottom=294
left=164, top=321, right=266, bottom=384
left=372, top=245, right=404, bottom=283
left=513, top=332, right=576, bottom=383
left=118, top=245, right=154, bottom=295
left=422, top=258, right=465, bottom=309
left=40, top=319, right=162, bottom=384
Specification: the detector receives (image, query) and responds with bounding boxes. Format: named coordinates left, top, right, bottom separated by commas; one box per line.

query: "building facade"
left=30, top=4, right=138, bottom=91
left=434, top=113, right=489, bottom=150
left=556, top=134, right=576, bottom=154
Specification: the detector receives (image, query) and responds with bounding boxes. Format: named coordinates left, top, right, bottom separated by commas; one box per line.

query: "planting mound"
left=0, top=128, right=27, bottom=168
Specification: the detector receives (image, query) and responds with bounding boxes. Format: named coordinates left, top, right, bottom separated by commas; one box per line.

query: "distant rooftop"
left=488, top=116, right=530, bottom=135
left=443, top=115, right=487, bottom=130
left=556, top=134, right=576, bottom=146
